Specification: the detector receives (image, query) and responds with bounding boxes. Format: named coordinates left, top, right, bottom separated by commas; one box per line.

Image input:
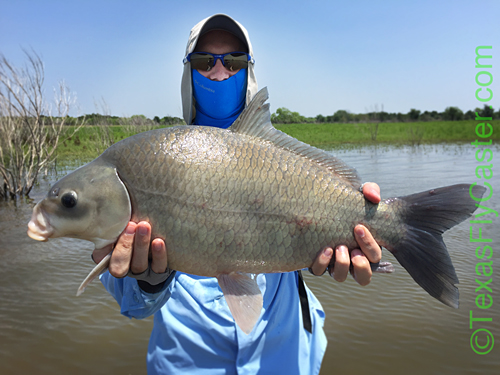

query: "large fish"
left=28, top=88, right=485, bottom=333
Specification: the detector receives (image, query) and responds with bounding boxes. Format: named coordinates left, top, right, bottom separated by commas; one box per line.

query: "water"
left=0, top=144, right=498, bottom=374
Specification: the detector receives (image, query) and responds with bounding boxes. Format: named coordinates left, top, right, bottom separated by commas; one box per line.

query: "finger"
left=310, top=247, right=333, bottom=276
left=350, top=249, right=372, bottom=286
left=362, top=182, right=381, bottom=204
left=130, top=221, right=151, bottom=274
left=354, top=224, right=382, bottom=263
left=151, top=239, right=168, bottom=274
left=109, top=222, right=136, bottom=278
left=92, top=243, right=113, bottom=264
left=330, top=245, right=350, bottom=282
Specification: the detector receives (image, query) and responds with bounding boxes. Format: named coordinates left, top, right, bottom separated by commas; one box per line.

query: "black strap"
left=297, top=270, right=312, bottom=333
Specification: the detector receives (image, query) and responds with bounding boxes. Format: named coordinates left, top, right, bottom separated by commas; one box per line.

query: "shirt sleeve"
left=99, top=270, right=176, bottom=320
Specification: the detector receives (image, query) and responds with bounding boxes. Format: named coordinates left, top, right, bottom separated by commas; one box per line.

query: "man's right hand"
left=92, top=221, right=169, bottom=283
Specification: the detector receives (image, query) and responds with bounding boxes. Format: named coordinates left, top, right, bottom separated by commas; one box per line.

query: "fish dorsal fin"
left=217, top=272, right=263, bottom=334
left=230, top=87, right=361, bottom=188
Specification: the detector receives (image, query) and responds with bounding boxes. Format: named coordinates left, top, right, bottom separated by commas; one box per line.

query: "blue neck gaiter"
left=192, top=69, right=247, bottom=128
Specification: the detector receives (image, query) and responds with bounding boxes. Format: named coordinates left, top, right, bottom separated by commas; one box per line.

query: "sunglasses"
left=183, top=52, right=254, bottom=72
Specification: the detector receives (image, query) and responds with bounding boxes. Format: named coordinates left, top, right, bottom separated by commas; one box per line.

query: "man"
left=93, top=14, right=382, bottom=374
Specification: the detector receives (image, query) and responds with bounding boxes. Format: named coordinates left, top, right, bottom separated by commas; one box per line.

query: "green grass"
left=275, top=120, right=500, bottom=147
left=55, top=121, right=499, bottom=162
left=56, top=124, right=166, bottom=161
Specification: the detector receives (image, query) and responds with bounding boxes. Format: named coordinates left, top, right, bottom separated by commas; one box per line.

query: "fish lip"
left=27, top=204, right=53, bottom=241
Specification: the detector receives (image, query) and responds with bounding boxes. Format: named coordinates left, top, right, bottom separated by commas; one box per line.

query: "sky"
left=1, top=0, right=499, bottom=119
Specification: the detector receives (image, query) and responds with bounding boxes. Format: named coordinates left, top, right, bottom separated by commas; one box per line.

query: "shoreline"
left=55, top=120, right=500, bottom=162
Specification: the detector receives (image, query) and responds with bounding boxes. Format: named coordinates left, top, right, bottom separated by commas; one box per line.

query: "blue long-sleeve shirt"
left=100, top=271, right=327, bottom=374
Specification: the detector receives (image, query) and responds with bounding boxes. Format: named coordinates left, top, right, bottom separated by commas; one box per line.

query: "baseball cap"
left=198, top=14, right=248, bottom=52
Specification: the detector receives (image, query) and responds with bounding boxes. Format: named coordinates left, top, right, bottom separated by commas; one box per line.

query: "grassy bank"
left=275, top=120, right=500, bottom=148
left=56, top=120, right=499, bottom=162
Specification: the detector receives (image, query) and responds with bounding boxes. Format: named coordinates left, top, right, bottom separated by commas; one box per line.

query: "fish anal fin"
left=217, top=272, right=263, bottom=334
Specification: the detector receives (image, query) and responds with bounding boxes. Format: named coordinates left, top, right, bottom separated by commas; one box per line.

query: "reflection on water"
left=0, top=144, right=498, bottom=374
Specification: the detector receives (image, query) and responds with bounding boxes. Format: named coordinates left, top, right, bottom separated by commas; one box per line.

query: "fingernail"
left=323, top=247, right=333, bottom=257
left=336, top=245, right=347, bottom=254
left=355, top=227, right=365, bottom=238
left=351, top=249, right=362, bottom=257
left=125, top=223, right=136, bottom=235
left=138, top=225, right=148, bottom=236
left=152, top=240, right=162, bottom=253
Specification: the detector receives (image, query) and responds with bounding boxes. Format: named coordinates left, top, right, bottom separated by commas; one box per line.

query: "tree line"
left=65, top=102, right=498, bottom=127
left=63, top=113, right=184, bottom=127
left=57, top=104, right=498, bottom=127
left=271, top=104, right=499, bottom=124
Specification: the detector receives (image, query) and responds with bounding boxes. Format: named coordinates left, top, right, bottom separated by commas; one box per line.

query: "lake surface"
left=0, top=144, right=498, bottom=374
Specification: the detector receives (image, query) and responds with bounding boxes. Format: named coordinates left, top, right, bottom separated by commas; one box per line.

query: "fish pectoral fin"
left=217, top=272, right=263, bottom=334
left=76, top=252, right=112, bottom=296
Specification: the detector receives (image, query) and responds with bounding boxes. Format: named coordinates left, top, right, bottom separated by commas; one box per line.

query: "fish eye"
left=61, top=192, right=78, bottom=208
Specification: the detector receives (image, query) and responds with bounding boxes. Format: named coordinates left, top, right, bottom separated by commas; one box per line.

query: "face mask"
left=192, top=69, right=247, bottom=128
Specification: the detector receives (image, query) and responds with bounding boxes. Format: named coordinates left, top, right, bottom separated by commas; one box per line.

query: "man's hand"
left=92, top=221, right=169, bottom=283
left=309, top=182, right=382, bottom=286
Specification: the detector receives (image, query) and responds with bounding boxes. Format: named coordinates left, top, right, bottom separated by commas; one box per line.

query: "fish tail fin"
left=385, top=184, right=486, bottom=308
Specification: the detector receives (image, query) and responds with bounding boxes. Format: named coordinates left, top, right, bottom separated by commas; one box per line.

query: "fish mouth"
left=27, top=203, right=53, bottom=241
